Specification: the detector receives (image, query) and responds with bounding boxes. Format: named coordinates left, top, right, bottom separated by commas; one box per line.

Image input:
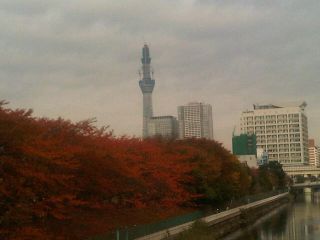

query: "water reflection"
left=224, top=191, right=320, bottom=240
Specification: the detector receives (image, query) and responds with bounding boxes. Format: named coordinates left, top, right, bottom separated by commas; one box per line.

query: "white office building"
left=308, top=139, right=319, bottom=167
left=147, top=116, right=178, bottom=139
left=240, top=102, right=309, bottom=165
left=178, top=102, right=213, bottom=140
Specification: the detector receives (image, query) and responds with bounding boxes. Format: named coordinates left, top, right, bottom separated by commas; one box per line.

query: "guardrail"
left=292, top=181, right=320, bottom=188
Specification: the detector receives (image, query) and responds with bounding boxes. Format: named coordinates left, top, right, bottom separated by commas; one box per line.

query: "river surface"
left=223, top=191, right=320, bottom=240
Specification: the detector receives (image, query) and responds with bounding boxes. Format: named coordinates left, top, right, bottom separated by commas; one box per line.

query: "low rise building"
left=257, top=148, right=269, bottom=166
left=232, top=133, right=257, bottom=155
left=237, top=155, right=258, bottom=168
left=309, top=139, right=319, bottom=167
left=232, top=133, right=258, bottom=168
left=147, top=116, right=178, bottom=139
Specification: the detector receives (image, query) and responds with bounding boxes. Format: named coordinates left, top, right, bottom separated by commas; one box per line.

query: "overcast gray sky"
left=1, top=0, right=319, bottom=149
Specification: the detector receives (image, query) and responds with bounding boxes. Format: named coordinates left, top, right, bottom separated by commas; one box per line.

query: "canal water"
left=223, top=191, right=320, bottom=240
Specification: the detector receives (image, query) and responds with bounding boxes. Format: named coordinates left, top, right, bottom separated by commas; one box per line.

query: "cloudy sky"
left=1, top=0, right=320, bottom=149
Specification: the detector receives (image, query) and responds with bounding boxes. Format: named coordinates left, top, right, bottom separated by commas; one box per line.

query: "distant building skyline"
left=178, top=102, right=213, bottom=140
left=240, top=102, right=309, bottom=165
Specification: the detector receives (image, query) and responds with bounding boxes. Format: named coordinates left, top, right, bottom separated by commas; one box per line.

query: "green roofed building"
left=232, top=134, right=257, bottom=156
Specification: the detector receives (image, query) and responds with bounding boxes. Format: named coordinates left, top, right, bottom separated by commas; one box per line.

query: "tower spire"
left=141, top=44, right=152, bottom=80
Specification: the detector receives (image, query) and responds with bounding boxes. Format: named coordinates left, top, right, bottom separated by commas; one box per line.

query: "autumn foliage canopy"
left=0, top=101, right=286, bottom=239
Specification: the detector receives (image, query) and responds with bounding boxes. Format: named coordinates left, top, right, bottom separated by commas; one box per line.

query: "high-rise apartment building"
left=178, top=102, right=213, bottom=140
left=147, top=116, right=178, bottom=139
left=240, top=102, right=309, bottom=165
left=139, top=44, right=155, bottom=138
left=308, top=139, right=319, bottom=167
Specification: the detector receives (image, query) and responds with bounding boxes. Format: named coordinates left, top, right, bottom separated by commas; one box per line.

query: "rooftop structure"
left=253, top=102, right=307, bottom=110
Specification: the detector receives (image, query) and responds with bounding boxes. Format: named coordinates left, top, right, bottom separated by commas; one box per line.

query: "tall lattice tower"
left=139, top=44, right=155, bottom=138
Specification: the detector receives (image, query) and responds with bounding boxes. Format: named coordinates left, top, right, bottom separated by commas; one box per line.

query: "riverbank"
left=137, top=192, right=290, bottom=240
left=174, top=192, right=291, bottom=240
left=228, top=191, right=320, bottom=239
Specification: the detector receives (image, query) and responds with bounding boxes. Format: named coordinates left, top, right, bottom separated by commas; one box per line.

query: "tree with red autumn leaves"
left=0, top=101, right=287, bottom=239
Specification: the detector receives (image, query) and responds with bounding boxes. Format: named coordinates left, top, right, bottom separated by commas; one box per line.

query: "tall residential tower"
left=139, top=44, right=155, bottom=138
left=178, top=102, right=214, bottom=140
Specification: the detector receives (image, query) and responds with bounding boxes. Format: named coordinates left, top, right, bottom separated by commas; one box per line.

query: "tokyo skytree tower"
left=139, top=44, right=155, bottom=138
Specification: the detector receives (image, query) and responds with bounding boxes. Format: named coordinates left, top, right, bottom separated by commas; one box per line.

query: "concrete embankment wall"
left=136, top=192, right=290, bottom=240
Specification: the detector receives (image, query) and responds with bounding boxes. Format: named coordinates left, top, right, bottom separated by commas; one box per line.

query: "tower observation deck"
left=139, top=44, right=155, bottom=138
